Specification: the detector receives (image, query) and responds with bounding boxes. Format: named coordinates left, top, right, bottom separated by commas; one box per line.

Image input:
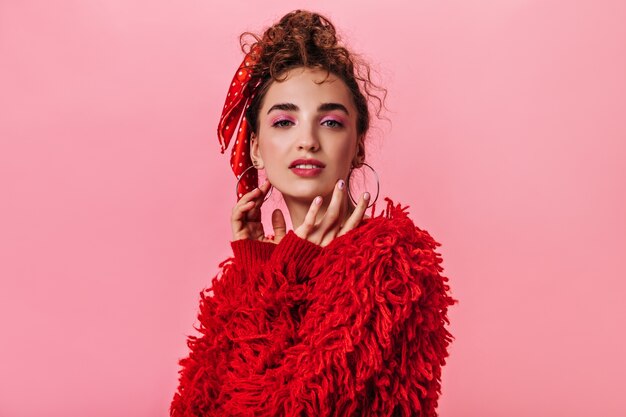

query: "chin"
left=281, top=186, right=326, bottom=202
left=283, top=191, right=318, bottom=202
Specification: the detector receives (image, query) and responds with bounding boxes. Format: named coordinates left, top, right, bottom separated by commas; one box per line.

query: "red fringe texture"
left=170, top=197, right=458, bottom=417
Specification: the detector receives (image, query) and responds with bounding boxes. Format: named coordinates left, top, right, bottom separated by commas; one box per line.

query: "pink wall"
left=1, top=1, right=625, bottom=416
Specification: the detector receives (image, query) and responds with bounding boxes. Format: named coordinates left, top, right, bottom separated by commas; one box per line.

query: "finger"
left=295, top=195, right=323, bottom=240
left=247, top=179, right=272, bottom=214
left=271, top=209, right=287, bottom=242
left=231, top=181, right=272, bottom=241
left=231, top=199, right=255, bottom=224
left=338, top=192, right=370, bottom=237
left=233, top=180, right=270, bottom=221
left=234, top=179, right=270, bottom=210
left=236, top=181, right=265, bottom=206
left=318, top=179, right=345, bottom=232
left=257, top=179, right=272, bottom=198
left=232, top=198, right=259, bottom=228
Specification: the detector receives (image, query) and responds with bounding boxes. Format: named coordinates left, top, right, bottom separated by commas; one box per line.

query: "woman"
left=171, top=10, right=457, bottom=417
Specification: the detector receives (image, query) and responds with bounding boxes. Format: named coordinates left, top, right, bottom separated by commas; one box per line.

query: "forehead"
left=261, top=67, right=354, bottom=110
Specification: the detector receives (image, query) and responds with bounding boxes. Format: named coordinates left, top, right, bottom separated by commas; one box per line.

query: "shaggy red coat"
left=170, top=198, right=458, bottom=416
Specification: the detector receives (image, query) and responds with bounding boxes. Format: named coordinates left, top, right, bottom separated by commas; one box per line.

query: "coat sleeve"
left=220, top=218, right=458, bottom=417
left=169, top=238, right=275, bottom=416
left=170, top=233, right=322, bottom=417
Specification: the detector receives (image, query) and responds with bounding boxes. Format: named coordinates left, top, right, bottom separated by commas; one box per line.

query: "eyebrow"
left=266, top=102, right=350, bottom=115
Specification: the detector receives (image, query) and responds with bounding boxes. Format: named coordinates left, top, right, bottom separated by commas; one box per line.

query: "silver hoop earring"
left=235, top=165, right=273, bottom=202
left=346, top=162, right=379, bottom=209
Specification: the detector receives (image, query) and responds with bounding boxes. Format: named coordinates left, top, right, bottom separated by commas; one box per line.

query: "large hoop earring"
left=235, top=165, right=273, bottom=202
left=346, top=162, right=379, bottom=209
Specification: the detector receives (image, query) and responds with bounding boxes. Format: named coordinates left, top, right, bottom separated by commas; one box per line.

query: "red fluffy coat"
left=170, top=198, right=458, bottom=416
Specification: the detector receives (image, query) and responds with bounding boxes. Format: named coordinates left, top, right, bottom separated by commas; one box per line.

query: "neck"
left=283, top=192, right=357, bottom=231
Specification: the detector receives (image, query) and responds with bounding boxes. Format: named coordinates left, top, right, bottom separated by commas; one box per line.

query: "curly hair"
left=240, top=10, right=387, bottom=164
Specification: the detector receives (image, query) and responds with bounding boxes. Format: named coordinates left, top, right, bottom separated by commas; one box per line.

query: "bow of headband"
left=217, top=45, right=263, bottom=201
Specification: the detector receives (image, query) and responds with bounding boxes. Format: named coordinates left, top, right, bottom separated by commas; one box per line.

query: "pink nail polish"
left=338, top=179, right=345, bottom=189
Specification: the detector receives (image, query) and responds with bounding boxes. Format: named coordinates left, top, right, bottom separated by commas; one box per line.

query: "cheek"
left=257, top=138, right=289, bottom=174
left=336, top=137, right=358, bottom=163
left=258, top=139, right=282, bottom=160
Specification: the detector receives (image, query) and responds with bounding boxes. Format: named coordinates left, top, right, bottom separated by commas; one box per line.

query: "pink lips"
left=289, top=158, right=325, bottom=177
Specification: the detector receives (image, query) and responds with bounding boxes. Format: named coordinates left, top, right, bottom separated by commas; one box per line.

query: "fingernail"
left=338, top=179, right=345, bottom=189
left=364, top=192, right=370, bottom=200
left=314, top=196, right=322, bottom=205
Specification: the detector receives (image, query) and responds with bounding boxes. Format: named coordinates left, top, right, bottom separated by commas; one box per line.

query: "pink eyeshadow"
left=270, top=115, right=295, bottom=125
left=321, top=115, right=346, bottom=124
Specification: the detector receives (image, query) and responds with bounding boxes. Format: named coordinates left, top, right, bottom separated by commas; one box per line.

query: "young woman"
left=171, top=10, right=457, bottom=417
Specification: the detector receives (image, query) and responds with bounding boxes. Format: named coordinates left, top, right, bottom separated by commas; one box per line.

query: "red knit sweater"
left=170, top=198, right=458, bottom=417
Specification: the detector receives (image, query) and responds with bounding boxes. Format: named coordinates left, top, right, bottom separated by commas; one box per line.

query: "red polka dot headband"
left=217, top=45, right=263, bottom=200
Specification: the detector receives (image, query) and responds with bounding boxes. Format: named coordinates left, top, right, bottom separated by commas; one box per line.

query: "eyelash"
left=272, top=119, right=294, bottom=128
left=322, top=119, right=343, bottom=128
left=271, top=119, right=344, bottom=128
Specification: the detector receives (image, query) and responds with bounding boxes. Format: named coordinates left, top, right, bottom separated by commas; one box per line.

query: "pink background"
left=1, top=1, right=625, bottom=416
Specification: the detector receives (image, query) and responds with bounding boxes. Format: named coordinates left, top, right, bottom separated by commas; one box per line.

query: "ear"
left=352, top=135, right=366, bottom=168
left=250, top=132, right=264, bottom=169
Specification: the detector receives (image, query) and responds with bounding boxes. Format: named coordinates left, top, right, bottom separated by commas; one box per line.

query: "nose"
left=297, top=125, right=320, bottom=152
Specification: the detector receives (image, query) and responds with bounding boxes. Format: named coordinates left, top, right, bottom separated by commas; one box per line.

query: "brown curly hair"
left=241, top=10, right=387, bottom=166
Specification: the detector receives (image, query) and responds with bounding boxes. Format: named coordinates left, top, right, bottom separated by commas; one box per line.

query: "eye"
left=272, top=119, right=294, bottom=128
left=322, top=119, right=343, bottom=128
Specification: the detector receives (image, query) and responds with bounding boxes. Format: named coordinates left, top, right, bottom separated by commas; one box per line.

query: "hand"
left=231, top=180, right=288, bottom=243
left=294, top=179, right=370, bottom=247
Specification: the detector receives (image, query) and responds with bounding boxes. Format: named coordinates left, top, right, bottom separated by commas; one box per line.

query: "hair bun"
left=239, top=9, right=387, bottom=140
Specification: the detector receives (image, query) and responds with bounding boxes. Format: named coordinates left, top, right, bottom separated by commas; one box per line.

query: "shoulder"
left=312, top=196, right=446, bottom=287
left=328, top=197, right=443, bottom=255
left=310, top=196, right=451, bottom=301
